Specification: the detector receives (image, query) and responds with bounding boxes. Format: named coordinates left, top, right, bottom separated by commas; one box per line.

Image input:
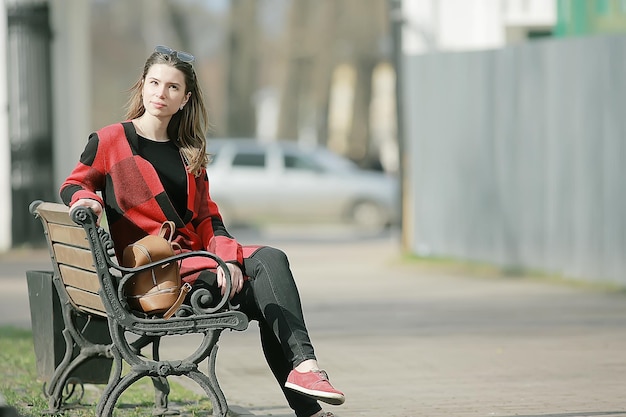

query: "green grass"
left=0, top=326, right=214, bottom=416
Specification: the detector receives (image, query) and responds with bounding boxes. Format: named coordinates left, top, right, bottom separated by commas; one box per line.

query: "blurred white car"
left=206, top=139, right=400, bottom=229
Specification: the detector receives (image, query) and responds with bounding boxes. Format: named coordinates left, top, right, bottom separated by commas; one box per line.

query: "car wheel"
left=349, top=200, right=389, bottom=230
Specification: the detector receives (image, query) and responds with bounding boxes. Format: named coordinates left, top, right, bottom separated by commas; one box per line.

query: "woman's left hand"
left=217, top=263, right=244, bottom=300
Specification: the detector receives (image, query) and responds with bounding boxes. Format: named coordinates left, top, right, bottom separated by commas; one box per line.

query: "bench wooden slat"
left=34, top=202, right=108, bottom=317
left=48, top=223, right=90, bottom=249
left=53, top=243, right=96, bottom=272
left=59, top=264, right=101, bottom=293
left=35, top=202, right=78, bottom=227
left=66, top=287, right=106, bottom=313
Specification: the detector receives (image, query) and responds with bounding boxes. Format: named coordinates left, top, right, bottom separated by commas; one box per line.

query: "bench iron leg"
left=45, top=324, right=111, bottom=414
left=129, top=335, right=174, bottom=415
left=97, top=319, right=233, bottom=417
left=150, top=337, right=177, bottom=416
left=96, top=344, right=124, bottom=417
left=185, top=330, right=228, bottom=417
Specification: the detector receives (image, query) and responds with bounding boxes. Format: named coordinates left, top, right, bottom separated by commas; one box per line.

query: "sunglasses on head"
left=154, top=45, right=195, bottom=63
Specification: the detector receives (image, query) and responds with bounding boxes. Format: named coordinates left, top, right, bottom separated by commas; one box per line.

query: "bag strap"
left=129, top=243, right=158, bottom=285
left=158, top=221, right=176, bottom=243
left=163, top=282, right=192, bottom=319
left=153, top=221, right=188, bottom=319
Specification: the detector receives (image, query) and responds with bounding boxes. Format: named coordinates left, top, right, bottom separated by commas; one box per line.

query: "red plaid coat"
left=60, top=122, right=259, bottom=282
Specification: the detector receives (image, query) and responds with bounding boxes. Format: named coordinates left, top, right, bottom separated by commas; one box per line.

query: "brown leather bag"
left=122, top=221, right=191, bottom=319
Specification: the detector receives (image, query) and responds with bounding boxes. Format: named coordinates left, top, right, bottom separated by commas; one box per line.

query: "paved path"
left=3, top=227, right=626, bottom=417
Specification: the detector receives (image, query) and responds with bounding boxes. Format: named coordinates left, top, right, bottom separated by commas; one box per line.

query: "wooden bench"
left=29, top=200, right=249, bottom=417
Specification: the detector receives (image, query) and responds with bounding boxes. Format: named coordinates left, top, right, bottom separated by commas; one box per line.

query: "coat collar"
left=122, top=121, right=141, bottom=155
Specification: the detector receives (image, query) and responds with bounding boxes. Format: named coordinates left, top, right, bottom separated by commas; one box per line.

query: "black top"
left=137, top=136, right=188, bottom=218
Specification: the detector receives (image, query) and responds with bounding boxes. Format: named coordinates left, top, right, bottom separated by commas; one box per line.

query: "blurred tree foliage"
left=91, top=0, right=393, bottom=169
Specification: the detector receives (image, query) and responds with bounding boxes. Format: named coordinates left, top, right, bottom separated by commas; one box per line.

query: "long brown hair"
left=125, top=49, right=209, bottom=176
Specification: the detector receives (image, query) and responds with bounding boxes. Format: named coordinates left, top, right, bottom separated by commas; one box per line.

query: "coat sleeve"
left=59, top=132, right=106, bottom=207
left=193, top=171, right=244, bottom=266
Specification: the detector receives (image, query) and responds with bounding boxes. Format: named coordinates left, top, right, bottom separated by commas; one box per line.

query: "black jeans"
left=192, top=246, right=322, bottom=417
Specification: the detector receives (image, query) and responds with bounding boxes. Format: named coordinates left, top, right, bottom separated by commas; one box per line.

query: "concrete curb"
left=228, top=405, right=257, bottom=417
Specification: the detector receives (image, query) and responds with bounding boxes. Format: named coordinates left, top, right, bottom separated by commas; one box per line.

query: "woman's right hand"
left=216, top=262, right=244, bottom=300
left=69, top=199, right=103, bottom=226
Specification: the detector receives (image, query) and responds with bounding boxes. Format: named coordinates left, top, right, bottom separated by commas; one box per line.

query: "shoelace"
left=313, top=369, right=330, bottom=380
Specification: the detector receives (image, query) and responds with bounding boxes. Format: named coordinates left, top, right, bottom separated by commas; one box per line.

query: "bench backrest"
left=32, top=201, right=107, bottom=317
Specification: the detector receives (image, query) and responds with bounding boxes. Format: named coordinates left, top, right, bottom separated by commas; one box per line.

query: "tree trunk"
left=226, top=1, right=258, bottom=137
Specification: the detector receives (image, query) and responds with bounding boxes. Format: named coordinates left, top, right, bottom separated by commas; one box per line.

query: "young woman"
left=60, top=45, right=344, bottom=417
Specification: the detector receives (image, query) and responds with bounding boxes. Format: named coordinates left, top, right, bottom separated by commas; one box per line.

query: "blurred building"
left=400, top=0, right=556, bottom=55
left=554, top=0, right=626, bottom=36
left=398, top=0, right=626, bottom=56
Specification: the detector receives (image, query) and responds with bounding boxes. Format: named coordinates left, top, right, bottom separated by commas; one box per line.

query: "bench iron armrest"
left=114, top=251, right=234, bottom=314
left=69, top=206, right=237, bottom=317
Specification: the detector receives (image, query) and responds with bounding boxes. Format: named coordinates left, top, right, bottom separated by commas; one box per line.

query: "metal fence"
left=8, top=2, right=54, bottom=246
left=402, top=34, right=626, bottom=285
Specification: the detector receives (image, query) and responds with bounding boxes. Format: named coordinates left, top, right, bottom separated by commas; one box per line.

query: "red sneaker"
left=285, top=369, right=345, bottom=405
